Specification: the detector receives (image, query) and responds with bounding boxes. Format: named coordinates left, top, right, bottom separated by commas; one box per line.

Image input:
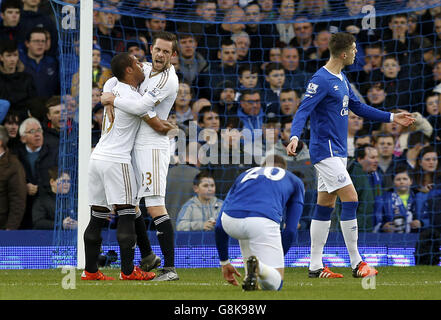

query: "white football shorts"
left=221, top=212, right=284, bottom=269
left=88, top=158, right=138, bottom=207
left=132, top=147, right=170, bottom=207
left=314, top=156, right=352, bottom=193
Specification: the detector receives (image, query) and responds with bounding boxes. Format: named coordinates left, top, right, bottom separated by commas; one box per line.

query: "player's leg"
left=134, top=206, right=161, bottom=271
left=114, top=204, right=137, bottom=276
left=82, top=159, right=114, bottom=280
left=335, top=184, right=378, bottom=277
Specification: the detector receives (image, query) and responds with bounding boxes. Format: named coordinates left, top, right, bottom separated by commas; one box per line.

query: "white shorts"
left=88, top=158, right=138, bottom=207
left=221, top=212, right=284, bottom=269
left=314, top=156, right=352, bottom=193
left=132, top=147, right=170, bottom=207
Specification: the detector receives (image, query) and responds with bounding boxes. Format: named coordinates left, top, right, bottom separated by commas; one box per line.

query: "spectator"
left=3, top=111, right=22, bottom=154
left=354, top=128, right=373, bottom=150
left=253, top=116, right=281, bottom=163
left=347, top=111, right=364, bottom=158
left=280, top=46, right=311, bottom=93
left=93, top=4, right=125, bottom=67
left=16, top=117, right=58, bottom=229
left=243, top=2, right=277, bottom=61
left=257, top=0, right=275, bottom=20
left=177, top=33, right=208, bottom=90
left=71, top=44, right=112, bottom=98
left=199, top=38, right=239, bottom=100
left=165, top=140, right=201, bottom=226
left=0, top=39, right=37, bottom=121
left=191, top=0, right=217, bottom=57
left=198, top=106, right=220, bottom=137
left=191, top=98, right=212, bottom=122
left=411, top=145, right=440, bottom=194
left=176, top=171, right=223, bottom=231
left=174, top=82, right=194, bottom=125
left=126, top=39, right=147, bottom=63
left=397, top=130, right=430, bottom=171
left=278, top=88, right=300, bottom=119
left=296, top=0, right=330, bottom=19
left=213, top=80, right=239, bottom=126
left=32, top=167, right=76, bottom=230
left=236, top=64, right=261, bottom=100
left=0, top=125, right=27, bottom=230
left=374, top=168, right=422, bottom=233
left=92, top=102, right=103, bottom=148
left=20, top=27, right=59, bottom=99
left=17, top=0, right=58, bottom=57
left=42, top=96, right=62, bottom=152
left=262, top=62, right=286, bottom=114
left=260, top=46, right=282, bottom=71
left=340, top=144, right=382, bottom=232
left=425, top=59, right=441, bottom=93
left=358, top=43, right=384, bottom=94
left=306, top=29, right=331, bottom=73
left=289, top=17, right=315, bottom=65
left=275, top=0, right=296, bottom=46
left=374, top=131, right=402, bottom=190
left=236, top=89, right=265, bottom=142
left=0, top=0, right=22, bottom=43
left=423, top=92, right=441, bottom=143
left=231, top=31, right=251, bottom=63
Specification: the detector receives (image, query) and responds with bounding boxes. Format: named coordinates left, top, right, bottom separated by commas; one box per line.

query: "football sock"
left=257, top=261, right=282, bottom=291
left=153, top=214, right=175, bottom=268
left=84, top=215, right=107, bottom=273
left=116, top=212, right=137, bottom=275
left=340, top=202, right=362, bottom=269
left=309, top=205, right=333, bottom=271
left=135, top=214, right=153, bottom=258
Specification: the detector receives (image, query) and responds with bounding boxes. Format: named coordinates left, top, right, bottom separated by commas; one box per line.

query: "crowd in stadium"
left=0, top=0, right=441, bottom=235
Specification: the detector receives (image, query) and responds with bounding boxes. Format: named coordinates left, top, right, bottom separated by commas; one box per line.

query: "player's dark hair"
left=1, top=0, right=22, bottom=13
left=262, top=154, right=287, bottom=170
left=193, top=171, right=214, bottom=186
left=329, top=32, right=355, bottom=57
left=152, top=31, right=178, bottom=54
left=111, top=52, right=133, bottom=81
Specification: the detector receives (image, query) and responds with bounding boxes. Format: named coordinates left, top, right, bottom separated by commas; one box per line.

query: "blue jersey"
left=215, top=167, right=304, bottom=260
left=290, top=67, right=391, bottom=164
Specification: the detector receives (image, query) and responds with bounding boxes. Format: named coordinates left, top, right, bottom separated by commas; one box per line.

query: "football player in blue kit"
left=215, top=155, right=305, bottom=291
left=286, top=32, right=415, bottom=278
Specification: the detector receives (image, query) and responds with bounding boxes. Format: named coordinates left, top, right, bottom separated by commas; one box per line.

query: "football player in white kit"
left=101, top=31, right=180, bottom=281
left=82, top=53, right=163, bottom=281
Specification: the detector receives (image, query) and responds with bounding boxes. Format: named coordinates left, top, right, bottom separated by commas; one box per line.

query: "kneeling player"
left=215, top=155, right=304, bottom=291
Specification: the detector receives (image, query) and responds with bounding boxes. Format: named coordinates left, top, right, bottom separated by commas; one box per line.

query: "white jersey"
left=136, top=62, right=178, bottom=149
left=91, top=81, right=142, bottom=164
left=113, top=62, right=179, bottom=149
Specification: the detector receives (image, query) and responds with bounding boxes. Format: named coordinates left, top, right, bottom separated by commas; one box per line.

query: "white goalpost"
left=76, top=0, right=93, bottom=269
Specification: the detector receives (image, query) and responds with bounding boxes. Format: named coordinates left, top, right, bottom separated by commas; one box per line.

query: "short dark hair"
left=1, top=0, right=22, bottom=13
left=193, top=171, right=214, bottom=186
left=355, top=144, right=374, bottom=160
left=25, top=26, right=47, bottom=42
left=239, top=88, right=260, bottom=101
left=407, top=130, right=429, bottom=148
left=0, top=39, right=18, bottom=55
left=239, top=63, right=259, bottom=76
left=328, top=32, right=355, bottom=57
left=262, top=154, right=287, bottom=170
left=264, top=62, right=284, bottom=76
left=110, top=52, right=133, bottom=81
left=198, top=106, right=219, bottom=124
left=46, top=96, right=61, bottom=110
left=221, top=37, right=235, bottom=48
left=152, top=31, right=178, bottom=54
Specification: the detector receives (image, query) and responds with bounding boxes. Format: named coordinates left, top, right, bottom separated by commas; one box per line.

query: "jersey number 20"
left=240, top=167, right=285, bottom=183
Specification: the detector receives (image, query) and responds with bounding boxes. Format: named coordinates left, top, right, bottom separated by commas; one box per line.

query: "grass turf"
left=0, top=266, right=440, bottom=300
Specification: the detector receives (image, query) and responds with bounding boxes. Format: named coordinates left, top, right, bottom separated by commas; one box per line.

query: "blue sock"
left=340, top=202, right=358, bottom=221
left=312, top=205, right=333, bottom=221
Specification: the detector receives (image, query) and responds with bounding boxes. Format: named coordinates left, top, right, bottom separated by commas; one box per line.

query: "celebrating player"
left=101, top=31, right=180, bottom=281
left=215, top=155, right=304, bottom=291
left=82, top=53, right=158, bottom=281
left=286, top=32, right=415, bottom=278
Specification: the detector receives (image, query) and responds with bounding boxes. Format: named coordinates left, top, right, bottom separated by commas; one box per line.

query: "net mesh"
left=48, top=0, right=441, bottom=267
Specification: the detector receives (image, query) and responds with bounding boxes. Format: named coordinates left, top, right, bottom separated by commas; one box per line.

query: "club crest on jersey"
left=340, top=95, right=349, bottom=116
left=148, top=88, right=160, bottom=98
left=306, top=82, right=318, bottom=95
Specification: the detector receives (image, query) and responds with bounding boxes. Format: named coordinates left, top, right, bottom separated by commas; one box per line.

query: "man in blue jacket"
left=286, top=32, right=415, bottom=279
left=215, top=155, right=304, bottom=291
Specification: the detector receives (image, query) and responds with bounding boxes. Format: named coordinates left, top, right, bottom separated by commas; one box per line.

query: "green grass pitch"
left=0, top=266, right=440, bottom=300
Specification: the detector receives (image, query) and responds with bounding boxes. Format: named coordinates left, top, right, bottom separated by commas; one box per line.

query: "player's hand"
left=104, top=104, right=115, bottom=123
left=393, top=112, right=415, bottom=127
left=101, top=92, right=116, bottom=106
left=221, top=264, right=241, bottom=286
left=286, top=138, right=298, bottom=156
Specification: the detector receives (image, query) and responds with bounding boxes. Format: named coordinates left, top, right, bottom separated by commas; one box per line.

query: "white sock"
left=309, top=219, right=331, bottom=271
left=340, top=219, right=362, bottom=269
left=257, top=260, right=282, bottom=291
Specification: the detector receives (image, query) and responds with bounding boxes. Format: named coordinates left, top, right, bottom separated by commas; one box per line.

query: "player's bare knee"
left=147, top=205, right=167, bottom=218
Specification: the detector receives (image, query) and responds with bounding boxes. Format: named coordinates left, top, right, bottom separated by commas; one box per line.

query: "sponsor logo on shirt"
left=340, top=95, right=349, bottom=116
left=306, top=82, right=318, bottom=95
